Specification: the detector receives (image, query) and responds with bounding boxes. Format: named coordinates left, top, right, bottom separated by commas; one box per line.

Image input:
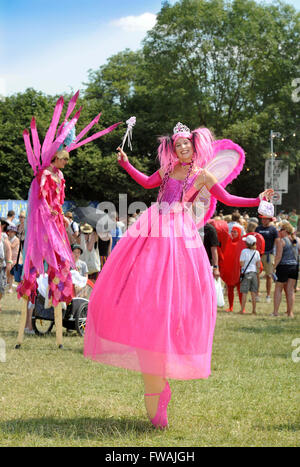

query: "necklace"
left=180, top=161, right=192, bottom=166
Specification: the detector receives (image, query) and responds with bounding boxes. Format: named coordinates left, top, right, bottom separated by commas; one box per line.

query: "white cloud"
left=2, top=12, right=157, bottom=96
left=111, top=12, right=157, bottom=32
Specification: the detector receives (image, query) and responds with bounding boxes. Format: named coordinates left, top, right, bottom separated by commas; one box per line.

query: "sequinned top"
left=159, top=172, right=200, bottom=205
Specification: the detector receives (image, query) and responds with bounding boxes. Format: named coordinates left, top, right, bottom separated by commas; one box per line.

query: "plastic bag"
left=215, top=277, right=225, bottom=307
left=258, top=199, right=274, bottom=218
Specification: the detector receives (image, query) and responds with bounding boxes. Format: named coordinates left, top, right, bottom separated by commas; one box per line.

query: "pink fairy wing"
left=66, top=121, right=122, bottom=151
left=185, top=139, right=245, bottom=229
left=42, top=107, right=82, bottom=168
left=23, top=129, right=40, bottom=175
left=41, top=96, right=64, bottom=155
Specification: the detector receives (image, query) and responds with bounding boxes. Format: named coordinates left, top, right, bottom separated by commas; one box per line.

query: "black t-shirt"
left=255, top=225, right=278, bottom=253
left=204, top=224, right=220, bottom=264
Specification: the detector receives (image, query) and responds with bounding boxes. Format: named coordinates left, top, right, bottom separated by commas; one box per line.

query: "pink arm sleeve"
left=118, top=159, right=162, bottom=189
left=209, top=182, right=260, bottom=207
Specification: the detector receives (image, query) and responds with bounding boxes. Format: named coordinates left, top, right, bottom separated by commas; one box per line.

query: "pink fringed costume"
left=84, top=129, right=260, bottom=380
left=17, top=91, right=120, bottom=307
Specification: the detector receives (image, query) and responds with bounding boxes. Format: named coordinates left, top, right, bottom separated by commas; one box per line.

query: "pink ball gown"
left=84, top=171, right=217, bottom=380
left=84, top=138, right=261, bottom=380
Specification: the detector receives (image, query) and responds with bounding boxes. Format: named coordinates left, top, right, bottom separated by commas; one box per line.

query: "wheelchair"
left=32, top=279, right=94, bottom=337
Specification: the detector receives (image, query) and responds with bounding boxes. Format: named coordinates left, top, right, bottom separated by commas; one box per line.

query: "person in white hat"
left=239, top=235, right=261, bottom=314
left=255, top=215, right=279, bottom=303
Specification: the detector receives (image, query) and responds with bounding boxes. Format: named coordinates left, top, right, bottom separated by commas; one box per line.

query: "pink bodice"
left=159, top=173, right=199, bottom=205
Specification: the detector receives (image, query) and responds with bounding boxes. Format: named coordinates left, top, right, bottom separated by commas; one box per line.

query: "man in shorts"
left=255, top=215, right=279, bottom=303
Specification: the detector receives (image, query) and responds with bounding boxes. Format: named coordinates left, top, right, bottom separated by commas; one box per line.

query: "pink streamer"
left=41, top=96, right=64, bottom=154
left=68, top=112, right=101, bottom=149
left=23, top=129, right=39, bottom=175
left=42, top=107, right=82, bottom=168
left=56, top=91, right=80, bottom=138
left=65, top=90, right=79, bottom=121
left=30, top=117, right=41, bottom=161
left=66, top=121, right=121, bottom=151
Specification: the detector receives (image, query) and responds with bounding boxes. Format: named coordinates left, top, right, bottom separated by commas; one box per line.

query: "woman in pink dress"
left=84, top=123, right=273, bottom=429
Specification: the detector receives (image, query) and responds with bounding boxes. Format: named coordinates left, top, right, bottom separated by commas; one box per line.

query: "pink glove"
left=118, top=159, right=162, bottom=189
left=209, top=183, right=260, bottom=207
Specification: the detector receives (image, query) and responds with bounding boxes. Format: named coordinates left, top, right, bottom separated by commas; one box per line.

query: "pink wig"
left=158, top=127, right=215, bottom=170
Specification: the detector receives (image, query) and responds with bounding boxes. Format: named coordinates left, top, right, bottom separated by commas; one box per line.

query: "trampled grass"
left=0, top=284, right=299, bottom=447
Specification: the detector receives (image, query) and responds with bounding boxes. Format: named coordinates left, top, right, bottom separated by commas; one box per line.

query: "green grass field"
left=0, top=285, right=299, bottom=447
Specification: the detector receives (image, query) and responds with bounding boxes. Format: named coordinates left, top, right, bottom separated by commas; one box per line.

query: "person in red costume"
left=220, top=226, right=245, bottom=312
left=209, top=218, right=230, bottom=276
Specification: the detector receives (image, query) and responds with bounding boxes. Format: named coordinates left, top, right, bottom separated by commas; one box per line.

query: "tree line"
left=0, top=0, right=299, bottom=211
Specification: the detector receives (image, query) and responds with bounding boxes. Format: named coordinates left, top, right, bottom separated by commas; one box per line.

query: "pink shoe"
left=144, top=381, right=171, bottom=429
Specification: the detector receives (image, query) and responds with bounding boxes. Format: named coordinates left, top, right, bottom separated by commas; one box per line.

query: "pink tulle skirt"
left=84, top=203, right=217, bottom=380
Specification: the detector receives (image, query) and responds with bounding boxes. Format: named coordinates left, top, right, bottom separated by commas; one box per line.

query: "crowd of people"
left=0, top=208, right=139, bottom=311
left=203, top=208, right=300, bottom=318
left=1, top=206, right=298, bottom=319
left=2, top=97, right=298, bottom=430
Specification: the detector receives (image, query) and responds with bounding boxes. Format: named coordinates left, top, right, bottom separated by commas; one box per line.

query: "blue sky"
left=1, top=0, right=299, bottom=97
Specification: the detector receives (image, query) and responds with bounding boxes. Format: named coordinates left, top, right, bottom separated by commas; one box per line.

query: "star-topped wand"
left=120, top=117, right=136, bottom=151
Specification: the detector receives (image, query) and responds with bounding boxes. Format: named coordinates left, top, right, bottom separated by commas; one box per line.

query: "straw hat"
left=80, top=223, right=93, bottom=234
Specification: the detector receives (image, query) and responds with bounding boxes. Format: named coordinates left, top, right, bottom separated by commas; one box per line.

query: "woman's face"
left=174, top=138, right=194, bottom=163
left=279, top=228, right=288, bottom=238
left=53, top=156, right=69, bottom=170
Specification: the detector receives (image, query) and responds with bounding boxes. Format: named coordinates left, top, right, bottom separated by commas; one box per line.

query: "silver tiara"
left=173, top=122, right=191, bottom=135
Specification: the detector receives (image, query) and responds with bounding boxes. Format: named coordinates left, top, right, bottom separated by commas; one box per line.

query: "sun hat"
left=243, top=235, right=257, bottom=245
left=249, top=217, right=259, bottom=224
left=80, top=223, right=93, bottom=234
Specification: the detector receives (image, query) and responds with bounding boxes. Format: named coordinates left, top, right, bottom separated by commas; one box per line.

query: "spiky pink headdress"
left=23, top=90, right=121, bottom=175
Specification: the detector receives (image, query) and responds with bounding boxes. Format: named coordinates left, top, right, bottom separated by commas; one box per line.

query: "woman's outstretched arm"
left=194, top=169, right=273, bottom=207
left=117, top=147, right=162, bottom=189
